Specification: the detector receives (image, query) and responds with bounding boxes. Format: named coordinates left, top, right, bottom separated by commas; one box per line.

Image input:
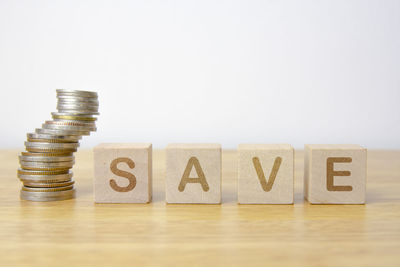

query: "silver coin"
left=20, top=188, right=76, bottom=201
left=19, top=160, right=74, bottom=170
left=27, top=132, right=81, bottom=142
left=42, top=123, right=96, bottom=133
left=41, top=124, right=94, bottom=134
left=57, top=98, right=99, bottom=104
left=23, top=180, right=74, bottom=188
left=36, top=128, right=90, bottom=136
left=56, top=96, right=98, bottom=102
left=25, top=141, right=79, bottom=149
left=25, top=143, right=79, bottom=153
left=56, top=89, right=98, bottom=98
left=18, top=171, right=73, bottom=182
left=51, top=112, right=97, bottom=118
left=56, top=109, right=100, bottom=115
left=22, top=185, right=74, bottom=192
left=57, top=104, right=99, bottom=110
left=56, top=106, right=99, bottom=113
left=44, top=120, right=96, bottom=132
left=57, top=103, right=99, bottom=109
left=26, top=133, right=82, bottom=143
left=19, top=154, right=74, bottom=162
left=44, top=120, right=96, bottom=127
left=57, top=101, right=99, bottom=107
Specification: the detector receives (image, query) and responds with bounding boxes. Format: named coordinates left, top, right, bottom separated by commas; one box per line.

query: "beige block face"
left=238, top=144, right=294, bottom=204
left=304, top=144, right=367, bottom=204
left=166, top=144, right=221, bottom=204
left=94, top=143, right=152, bottom=203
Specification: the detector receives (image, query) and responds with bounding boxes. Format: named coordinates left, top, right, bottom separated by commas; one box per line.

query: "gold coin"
left=26, top=147, right=77, bottom=153
left=52, top=114, right=97, bottom=121
left=21, top=151, right=73, bottom=157
left=27, top=138, right=77, bottom=143
left=17, top=168, right=69, bottom=176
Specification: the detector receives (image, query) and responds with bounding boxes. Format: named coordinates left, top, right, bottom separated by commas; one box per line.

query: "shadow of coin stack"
left=17, top=89, right=99, bottom=201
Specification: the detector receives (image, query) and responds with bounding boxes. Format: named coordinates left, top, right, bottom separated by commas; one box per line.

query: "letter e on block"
left=166, top=143, right=221, bottom=204
left=94, top=143, right=152, bottom=203
left=304, top=144, right=366, bottom=204
left=238, top=144, right=294, bottom=204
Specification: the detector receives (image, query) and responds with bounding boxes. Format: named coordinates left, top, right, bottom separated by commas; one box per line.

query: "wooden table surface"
left=0, top=149, right=399, bottom=266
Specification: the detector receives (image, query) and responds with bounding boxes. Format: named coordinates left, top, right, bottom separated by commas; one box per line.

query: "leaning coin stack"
left=18, top=89, right=99, bottom=201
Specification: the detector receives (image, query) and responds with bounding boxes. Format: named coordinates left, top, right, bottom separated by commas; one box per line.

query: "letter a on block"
left=178, top=157, right=209, bottom=192
left=166, top=143, right=221, bottom=204
left=109, top=157, right=137, bottom=192
left=252, top=156, right=282, bottom=192
left=326, top=157, right=353, bottom=191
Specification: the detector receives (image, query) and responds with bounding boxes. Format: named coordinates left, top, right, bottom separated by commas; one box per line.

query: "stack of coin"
left=18, top=89, right=99, bottom=201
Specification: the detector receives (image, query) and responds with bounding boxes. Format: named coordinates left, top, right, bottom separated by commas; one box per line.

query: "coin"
left=19, top=154, right=74, bottom=162
left=43, top=120, right=97, bottom=132
left=42, top=123, right=97, bottom=135
left=22, top=180, right=74, bottom=188
left=18, top=171, right=73, bottom=183
left=51, top=113, right=97, bottom=122
left=25, top=141, right=79, bottom=153
left=21, top=151, right=73, bottom=157
left=22, top=185, right=74, bottom=192
left=57, top=99, right=99, bottom=106
left=56, top=89, right=98, bottom=98
left=19, top=161, right=74, bottom=171
left=27, top=133, right=81, bottom=143
left=57, top=98, right=99, bottom=104
left=56, top=110, right=100, bottom=116
left=56, top=104, right=99, bottom=111
left=36, top=128, right=90, bottom=136
left=18, top=168, right=70, bottom=176
left=44, top=120, right=96, bottom=128
left=18, top=89, right=99, bottom=201
left=27, top=137, right=77, bottom=143
left=20, top=188, right=76, bottom=201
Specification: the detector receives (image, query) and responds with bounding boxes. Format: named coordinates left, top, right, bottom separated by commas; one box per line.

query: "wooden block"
left=304, top=144, right=367, bottom=204
left=238, top=144, right=294, bottom=204
left=93, top=143, right=152, bottom=203
left=166, top=143, right=221, bottom=204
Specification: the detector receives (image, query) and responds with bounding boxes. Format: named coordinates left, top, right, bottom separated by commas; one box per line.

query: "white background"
left=0, top=0, right=399, bottom=149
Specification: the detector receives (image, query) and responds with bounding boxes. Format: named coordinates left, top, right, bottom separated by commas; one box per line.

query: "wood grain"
left=0, top=149, right=399, bottom=266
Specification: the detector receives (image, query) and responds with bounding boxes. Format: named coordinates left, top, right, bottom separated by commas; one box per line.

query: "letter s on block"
left=109, top=157, right=137, bottom=192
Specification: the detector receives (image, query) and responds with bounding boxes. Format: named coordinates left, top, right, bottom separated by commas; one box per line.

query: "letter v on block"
left=238, top=144, right=294, bottom=204
left=252, top=156, right=282, bottom=192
